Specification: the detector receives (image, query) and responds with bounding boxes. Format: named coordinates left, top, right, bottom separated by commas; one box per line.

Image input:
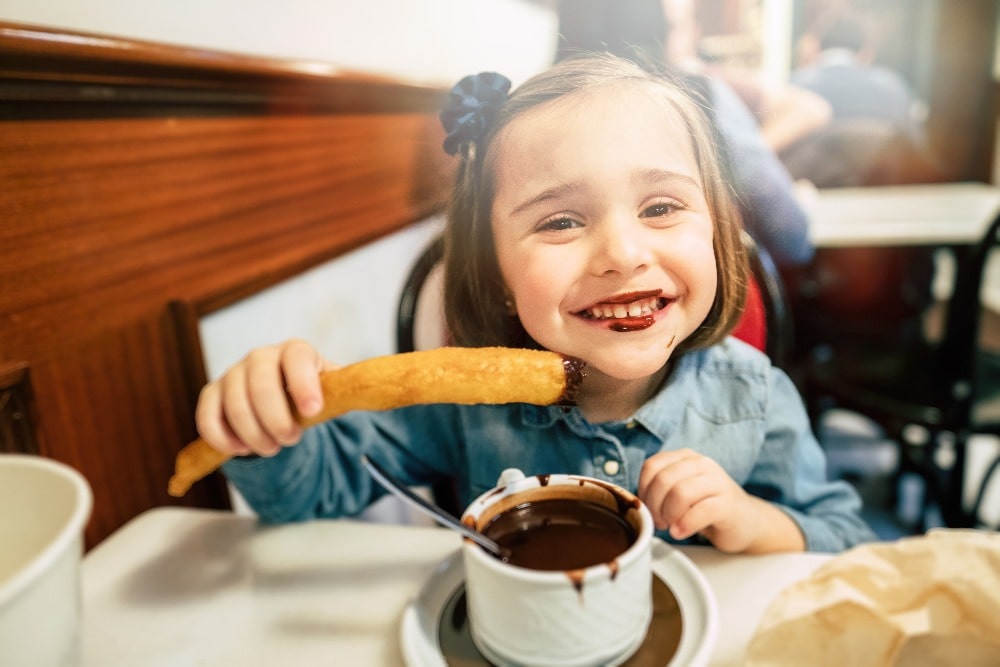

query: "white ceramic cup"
left=461, top=469, right=654, bottom=667
left=0, top=454, right=93, bottom=667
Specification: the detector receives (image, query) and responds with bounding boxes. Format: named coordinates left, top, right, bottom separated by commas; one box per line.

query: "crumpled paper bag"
left=746, top=530, right=1000, bottom=666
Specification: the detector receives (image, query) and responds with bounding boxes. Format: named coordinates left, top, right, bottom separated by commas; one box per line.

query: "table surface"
left=802, top=181, right=1000, bottom=248
left=81, top=507, right=832, bottom=667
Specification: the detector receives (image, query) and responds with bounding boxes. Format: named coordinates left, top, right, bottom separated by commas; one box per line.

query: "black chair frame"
left=804, top=210, right=1000, bottom=529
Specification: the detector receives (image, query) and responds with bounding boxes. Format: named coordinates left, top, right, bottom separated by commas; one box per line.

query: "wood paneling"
left=0, top=361, right=36, bottom=455
left=0, top=22, right=455, bottom=547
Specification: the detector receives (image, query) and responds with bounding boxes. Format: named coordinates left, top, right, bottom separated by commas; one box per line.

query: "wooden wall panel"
left=1, top=113, right=449, bottom=353
left=0, top=22, right=455, bottom=548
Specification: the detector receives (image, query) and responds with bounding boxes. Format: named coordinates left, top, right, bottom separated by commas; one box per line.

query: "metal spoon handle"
left=361, top=455, right=505, bottom=557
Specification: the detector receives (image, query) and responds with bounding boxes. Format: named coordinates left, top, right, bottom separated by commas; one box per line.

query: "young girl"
left=196, top=54, right=875, bottom=553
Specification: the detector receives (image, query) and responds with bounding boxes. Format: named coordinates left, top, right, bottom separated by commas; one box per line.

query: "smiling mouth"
left=576, top=293, right=670, bottom=332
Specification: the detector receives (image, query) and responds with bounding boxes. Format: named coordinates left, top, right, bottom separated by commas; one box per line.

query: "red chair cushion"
left=731, top=277, right=767, bottom=353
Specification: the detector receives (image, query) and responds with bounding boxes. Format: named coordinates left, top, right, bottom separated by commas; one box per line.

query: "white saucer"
left=400, top=539, right=717, bottom=667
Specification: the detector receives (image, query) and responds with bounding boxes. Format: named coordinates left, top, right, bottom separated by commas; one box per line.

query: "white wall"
left=200, top=219, right=447, bottom=525
left=0, top=0, right=557, bottom=87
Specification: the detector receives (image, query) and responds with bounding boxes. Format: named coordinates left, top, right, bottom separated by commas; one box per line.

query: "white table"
left=800, top=181, right=1000, bottom=249
left=81, top=507, right=831, bottom=666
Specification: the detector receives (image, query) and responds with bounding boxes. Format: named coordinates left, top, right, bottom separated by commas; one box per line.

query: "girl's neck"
left=574, top=363, right=671, bottom=424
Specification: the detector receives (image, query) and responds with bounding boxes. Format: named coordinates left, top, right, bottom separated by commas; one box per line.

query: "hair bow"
left=440, top=72, right=512, bottom=156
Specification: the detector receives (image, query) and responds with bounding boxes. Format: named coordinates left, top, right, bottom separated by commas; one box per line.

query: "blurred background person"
left=781, top=7, right=942, bottom=187
left=659, top=0, right=833, bottom=155
left=555, top=0, right=821, bottom=271
left=792, top=8, right=926, bottom=147
left=778, top=7, right=942, bottom=396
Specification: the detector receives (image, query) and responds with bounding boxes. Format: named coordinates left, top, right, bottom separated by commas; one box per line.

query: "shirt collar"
left=518, top=349, right=707, bottom=440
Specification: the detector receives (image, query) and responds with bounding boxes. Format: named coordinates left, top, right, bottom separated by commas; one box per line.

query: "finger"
left=638, top=449, right=701, bottom=504
left=281, top=339, right=329, bottom=418
left=662, top=477, right=722, bottom=540
left=219, top=364, right=282, bottom=457
left=195, top=382, right=252, bottom=457
left=640, top=453, right=708, bottom=530
left=246, top=352, right=303, bottom=446
left=638, top=448, right=694, bottom=497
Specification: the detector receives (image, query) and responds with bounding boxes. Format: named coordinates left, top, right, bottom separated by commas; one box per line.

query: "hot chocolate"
left=461, top=470, right=654, bottom=666
left=482, top=498, right=637, bottom=571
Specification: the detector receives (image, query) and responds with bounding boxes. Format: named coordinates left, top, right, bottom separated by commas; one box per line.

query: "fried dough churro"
left=168, top=347, right=584, bottom=497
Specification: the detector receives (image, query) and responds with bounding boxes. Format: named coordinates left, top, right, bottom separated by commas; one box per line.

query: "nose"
left=589, top=214, right=652, bottom=277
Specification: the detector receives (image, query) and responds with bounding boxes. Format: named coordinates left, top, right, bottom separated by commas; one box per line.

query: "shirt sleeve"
left=746, top=368, right=878, bottom=552
left=708, top=79, right=815, bottom=267
left=221, top=404, right=463, bottom=523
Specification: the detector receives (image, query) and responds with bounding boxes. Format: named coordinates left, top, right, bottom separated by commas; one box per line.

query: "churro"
left=168, top=347, right=584, bottom=497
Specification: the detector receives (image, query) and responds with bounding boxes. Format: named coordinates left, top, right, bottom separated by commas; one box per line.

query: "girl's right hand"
left=194, top=339, right=337, bottom=458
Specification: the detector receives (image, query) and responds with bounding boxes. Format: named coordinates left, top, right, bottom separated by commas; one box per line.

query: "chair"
left=737, top=231, right=794, bottom=370
left=396, top=230, right=794, bottom=516
left=801, top=211, right=1000, bottom=530
left=396, top=233, right=447, bottom=354
left=781, top=119, right=942, bottom=373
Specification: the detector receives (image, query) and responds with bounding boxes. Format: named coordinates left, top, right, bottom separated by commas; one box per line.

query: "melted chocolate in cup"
left=461, top=474, right=654, bottom=666
left=482, top=498, right=637, bottom=571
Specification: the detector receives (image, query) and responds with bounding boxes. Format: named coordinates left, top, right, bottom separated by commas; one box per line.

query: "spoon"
left=361, top=454, right=509, bottom=559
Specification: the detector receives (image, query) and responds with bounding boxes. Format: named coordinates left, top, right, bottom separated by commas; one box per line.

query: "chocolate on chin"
left=167, top=347, right=585, bottom=497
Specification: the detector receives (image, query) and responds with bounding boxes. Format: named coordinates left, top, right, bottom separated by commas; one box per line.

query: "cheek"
left=503, top=256, right=567, bottom=313
left=670, top=234, right=718, bottom=307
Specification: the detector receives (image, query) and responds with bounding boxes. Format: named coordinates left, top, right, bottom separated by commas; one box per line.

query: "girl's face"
left=490, top=85, right=717, bottom=381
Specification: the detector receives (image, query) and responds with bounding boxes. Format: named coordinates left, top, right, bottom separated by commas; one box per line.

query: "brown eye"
left=538, top=216, right=580, bottom=232
left=641, top=203, right=676, bottom=218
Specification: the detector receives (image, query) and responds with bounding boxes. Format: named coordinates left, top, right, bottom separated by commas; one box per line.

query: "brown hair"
left=442, top=53, right=747, bottom=354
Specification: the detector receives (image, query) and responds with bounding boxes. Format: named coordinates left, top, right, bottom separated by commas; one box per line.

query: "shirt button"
left=603, top=460, right=621, bottom=476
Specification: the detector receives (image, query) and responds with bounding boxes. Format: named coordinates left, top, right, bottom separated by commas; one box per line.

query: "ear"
left=502, top=286, right=518, bottom=316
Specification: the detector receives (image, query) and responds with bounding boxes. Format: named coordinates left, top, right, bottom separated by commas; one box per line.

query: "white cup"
left=0, top=454, right=93, bottom=667
left=461, top=469, right=654, bottom=667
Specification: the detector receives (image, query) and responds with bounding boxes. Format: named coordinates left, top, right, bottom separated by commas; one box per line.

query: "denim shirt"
left=223, top=338, right=875, bottom=553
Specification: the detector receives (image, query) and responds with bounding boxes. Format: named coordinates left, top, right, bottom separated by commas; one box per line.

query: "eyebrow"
left=506, top=168, right=702, bottom=218
left=507, top=182, right=584, bottom=217
left=632, top=167, right=701, bottom=191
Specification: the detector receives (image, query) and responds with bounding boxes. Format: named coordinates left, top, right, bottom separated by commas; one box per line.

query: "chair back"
left=396, top=234, right=447, bottom=353
left=737, top=231, right=793, bottom=369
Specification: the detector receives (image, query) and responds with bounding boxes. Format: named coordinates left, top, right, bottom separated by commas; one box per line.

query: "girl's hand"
left=638, top=449, right=805, bottom=553
left=194, top=339, right=337, bottom=458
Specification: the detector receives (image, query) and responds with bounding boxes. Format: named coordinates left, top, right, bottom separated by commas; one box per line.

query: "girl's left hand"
left=638, top=449, right=769, bottom=553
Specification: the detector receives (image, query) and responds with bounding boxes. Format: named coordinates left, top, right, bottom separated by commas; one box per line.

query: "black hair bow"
left=440, top=72, right=512, bottom=156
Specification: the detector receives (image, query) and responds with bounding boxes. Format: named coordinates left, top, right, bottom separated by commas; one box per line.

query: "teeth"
left=586, top=297, right=663, bottom=320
